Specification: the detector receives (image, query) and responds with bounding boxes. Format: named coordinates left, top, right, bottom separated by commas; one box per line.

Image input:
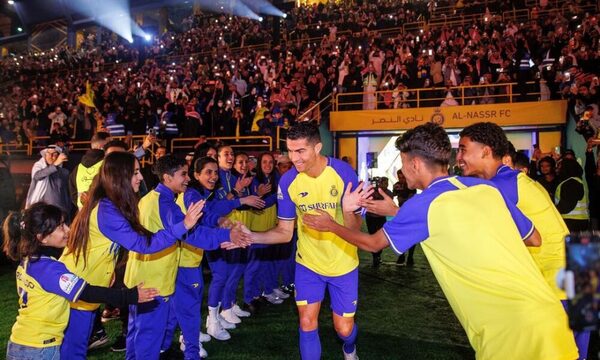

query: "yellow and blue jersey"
left=249, top=175, right=278, bottom=231
left=217, top=168, right=252, bottom=225
left=382, top=176, right=577, bottom=360
left=60, top=198, right=187, bottom=311
left=277, top=157, right=359, bottom=277
left=492, top=165, right=569, bottom=300
left=11, top=256, right=86, bottom=348
left=125, top=184, right=231, bottom=295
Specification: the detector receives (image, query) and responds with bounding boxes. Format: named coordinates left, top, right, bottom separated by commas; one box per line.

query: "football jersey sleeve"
left=277, top=170, right=297, bottom=220
left=32, top=259, right=87, bottom=302
left=502, top=192, right=535, bottom=241
left=382, top=195, right=431, bottom=254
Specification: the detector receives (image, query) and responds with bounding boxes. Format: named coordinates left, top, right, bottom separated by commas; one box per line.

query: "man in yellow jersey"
left=456, top=121, right=585, bottom=358
left=125, top=155, right=250, bottom=360
left=302, top=123, right=578, bottom=360
left=250, top=121, right=363, bottom=360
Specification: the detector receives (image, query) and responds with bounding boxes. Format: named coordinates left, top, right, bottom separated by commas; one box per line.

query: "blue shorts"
left=294, top=263, right=358, bottom=317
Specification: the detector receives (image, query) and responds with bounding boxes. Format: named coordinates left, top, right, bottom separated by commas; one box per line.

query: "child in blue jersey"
left=249, top=122, right=363, bottom=360
left=302, top=123, right=578, bottom=360
left=220, top=152, right=260, bottom=325
left=192, top=154, right=265, bottom=340
left=246, top=152, right=289, bottom=307
left=205, top=147, right=264, bottom=333
left=125, top=155, right=251, bottom=360
left=59, top=152, right=206, bottom=360
left=161, top=156, right=264, bottom=357
left=3, top=203, right=158, bottom=360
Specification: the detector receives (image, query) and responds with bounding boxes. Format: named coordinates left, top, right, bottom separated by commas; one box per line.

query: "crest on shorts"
left=330, top=185, right=338, bottom=197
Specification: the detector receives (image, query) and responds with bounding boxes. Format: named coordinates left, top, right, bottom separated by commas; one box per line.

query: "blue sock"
left=338, top=324, right=358, bottom=354
left=299, top=328, right=321, bottom=360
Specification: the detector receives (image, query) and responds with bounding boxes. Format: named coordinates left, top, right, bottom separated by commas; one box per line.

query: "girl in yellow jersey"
left=59, top=152, right=204, bottom=359
left=3, top=203, right=157, bottom=360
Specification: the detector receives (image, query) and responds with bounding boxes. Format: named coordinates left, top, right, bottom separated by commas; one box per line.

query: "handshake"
left=218, top=217, right=255, bottom=250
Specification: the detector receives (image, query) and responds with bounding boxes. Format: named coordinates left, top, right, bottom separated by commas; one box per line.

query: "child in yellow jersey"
left=3, top=203, right=158, bottom=360
left=124, top=155, right=250, bottom=360
left=60, top=152, right=205, bottom=360
left=303, top=123, right=579, bottom=360
left=457, top=122, right=584, bottom=358
left=249, top=122, right=363, bottom=360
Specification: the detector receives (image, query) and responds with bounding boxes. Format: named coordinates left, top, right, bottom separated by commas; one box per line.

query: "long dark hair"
left=67, top=152, right=152, bottom=267
left=3, top=203, right=64, bottom=261
left=191, top=157, right=220, bottom=196
left=255, top=152, right=277, bottom=196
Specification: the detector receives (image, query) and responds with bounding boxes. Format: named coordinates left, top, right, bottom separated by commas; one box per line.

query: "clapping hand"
left=183, top=200, right=205, bottom=230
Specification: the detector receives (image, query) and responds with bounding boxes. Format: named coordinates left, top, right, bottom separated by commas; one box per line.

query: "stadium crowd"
left=0, top=0, right=598, bottom=149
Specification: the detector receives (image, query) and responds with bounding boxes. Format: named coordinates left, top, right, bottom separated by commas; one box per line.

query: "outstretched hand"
left=183, top=200, right=205, bottom=230
left=241, top=195, right=266, bottom=209
left=342, top=182, right=374, bottom=213
left=359, top=188, right=399, bottom=217
left=227, top=221, right=253, bottom=249
left=302, top=209, right=336, bottom=232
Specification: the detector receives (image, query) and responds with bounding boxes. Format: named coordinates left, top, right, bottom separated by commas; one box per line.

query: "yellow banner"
left=330, top=100, right=567, bottom=131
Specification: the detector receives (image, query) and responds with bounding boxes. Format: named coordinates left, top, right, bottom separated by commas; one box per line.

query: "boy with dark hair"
left=125, top=155, right=251, bottom=360
left=302, top=122, right=577, bottom=359
left=457, top=121, right=586, bottom=357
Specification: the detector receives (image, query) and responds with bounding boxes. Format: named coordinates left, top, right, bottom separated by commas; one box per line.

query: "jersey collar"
left=428, top=175, right=452, bottom=189
left=155, top=183, right=176, bottom=200
left=495, top=164, right=512, bottom=175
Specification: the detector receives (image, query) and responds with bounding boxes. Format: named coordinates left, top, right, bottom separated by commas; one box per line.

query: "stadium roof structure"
left=2, top=0, right=187, bottom=29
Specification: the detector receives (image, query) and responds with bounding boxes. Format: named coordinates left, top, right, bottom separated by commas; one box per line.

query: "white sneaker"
left=343, top=346, right=359, bottom=360
left=219, top=316, right=236, bottom=329
left=232, top=303, right=251, bottom=318
left=200, top=332, right=211, bottom=343
left=262, top=292, right=284, bottom=304
left=206, top=316, right=231, bottom=341
left=179, top=336, right=208, bottom=358
left=272, top=287, right=290, bottom=299
left=199, top=343, right=208, bottom=358
left=220, top=308, right=241, bottom=324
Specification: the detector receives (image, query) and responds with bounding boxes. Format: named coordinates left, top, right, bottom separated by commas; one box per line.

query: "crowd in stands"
left=0, top=0, right=598, bottom=150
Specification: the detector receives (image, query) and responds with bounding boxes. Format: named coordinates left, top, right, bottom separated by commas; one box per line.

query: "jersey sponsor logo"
left=298, top=202, right=337, bottom=212
left=277, top=185, right=284, bottom=200
left=299, top=192, right=309, bottom=197
left=59, top=273, right=79, bottom=294
left=330, top=185, right=338, bottom=197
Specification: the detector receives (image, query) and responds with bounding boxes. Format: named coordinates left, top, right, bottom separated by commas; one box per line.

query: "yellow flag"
left=78, top=81, right=96, bottom=108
